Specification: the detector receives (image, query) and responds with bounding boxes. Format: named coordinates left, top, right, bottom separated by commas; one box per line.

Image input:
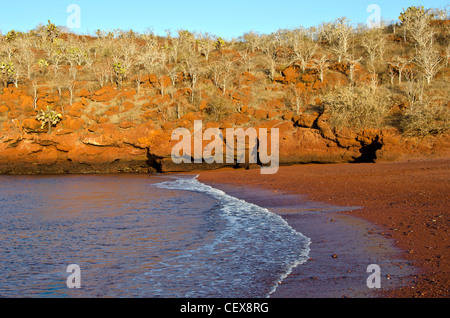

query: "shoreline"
left=193, top=158, right=449, bottom=298
left=1, top=158, right=448, bottom=297
left=194, top=181, right=415, bottom=298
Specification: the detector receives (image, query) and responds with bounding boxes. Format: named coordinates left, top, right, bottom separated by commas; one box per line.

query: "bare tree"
left=196, top=32, right=216, bottom=61
left=289, top=83, right=303, bottom=113
left=319, top=17, right=353, bottom=63
left=66, top=77, right=76, bottom=107
left=388, top=56, right=411, bottom=84
left=403, top=71, right=424, bottom=106
left=112, top=39, right=138, bottom=84
left=242, top=31, right=263, bottom=53
left=1, top=41, right=16, bottom=61
left=183, top=52, right=205, bottom=103
left=209, top=55, right=235, bottom=96
left=345, top=56, right=362, bottom=84
left=292, top=36, right=318, bottom=72
left=30, top=79, right=38, bottom=110
left=93, top=57, right=112, bottom=88
left=49, top=51, right=65, bottom=77
left=445, top=43, right=450, bottom=67
left=260, top=34, right=278, bottom=81
left=312, top=54, right=330, bottom=82
left=16, top=38, right=36, bottom=81
left=360, top=27, right=386, bottom=70
left=238, top=47, right=256, bottom=73
left=414, top=44, right=443, bottom=85
left=399, top=6, right=434, bottom=46
left=165, top=65, right=181, bottom=87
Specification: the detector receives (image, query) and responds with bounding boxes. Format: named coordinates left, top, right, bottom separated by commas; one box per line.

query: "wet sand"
left=193, top=159, right=449, bottom=298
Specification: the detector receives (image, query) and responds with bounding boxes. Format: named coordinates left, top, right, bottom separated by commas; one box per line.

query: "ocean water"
left=0, top=174, right=311, bottom=298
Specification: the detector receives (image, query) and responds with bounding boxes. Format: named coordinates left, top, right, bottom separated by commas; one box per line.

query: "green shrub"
left=36, top=106, right=62, bottom=134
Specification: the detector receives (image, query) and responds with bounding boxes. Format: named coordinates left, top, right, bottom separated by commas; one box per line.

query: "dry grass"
left=321, top=85, right=393, bottom=130
left=400, top=97, right=450, bottom=136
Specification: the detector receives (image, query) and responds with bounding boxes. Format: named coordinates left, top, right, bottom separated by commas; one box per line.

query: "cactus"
left=46, top=20, right=59, bottom=42
left=113, top=62, right=127, bottom=89
left=399, top=6, right=428, bottom=24
left=36, top=106, right=62, bottom=134
left=38, top=59, right=49, bottom=75
left=6, top=30, right=19, bottom=41
left=215, top=37, right=225, bottom=50
left=0, top=61, right=16, bottom=88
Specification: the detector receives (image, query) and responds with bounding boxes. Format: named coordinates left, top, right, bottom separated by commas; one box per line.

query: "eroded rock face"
left=1, top=115, right=448, bottom=174
left=0, top=82, right=449, bottom=175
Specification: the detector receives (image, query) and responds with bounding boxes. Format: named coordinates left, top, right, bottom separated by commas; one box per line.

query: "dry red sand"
left=196, top=159, right=450, bottom=298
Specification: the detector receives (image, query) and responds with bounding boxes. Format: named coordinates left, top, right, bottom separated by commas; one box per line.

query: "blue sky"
left=1, top=0, right=448, bottom=39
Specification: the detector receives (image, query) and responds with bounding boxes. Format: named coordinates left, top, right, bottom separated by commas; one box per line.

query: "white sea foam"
left=155, top=175, right=311, bottom=298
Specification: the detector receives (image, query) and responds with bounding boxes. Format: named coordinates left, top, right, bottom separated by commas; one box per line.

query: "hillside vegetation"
left=0, top=6, right=449, bottom=174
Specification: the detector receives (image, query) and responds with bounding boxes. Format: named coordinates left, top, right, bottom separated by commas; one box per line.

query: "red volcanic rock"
left=159, top=75, right=172, bottom=88
left=0, top=105, right=10, bottom=113
left=238, top=72, right=258, bottom=86
left=253, top=109, right=269, bottom=120
left=121, top=122, right=155, bottom=148
left=63, top=116, right=85, bottom=131
left=301, top=73, right=318, bottom=83
left=118, top=89, right=137, bottom=100
left=204, top=122, right=221, bottom=130
left=282, top=65, right=301, bottom=84
left=181, top=112, right=202, bottom=123
left=296, top=113, right=319, bottom=128
left=267, top=110, right=280, bottom=119
left=199, top=100, right=209, bottom=111
left=266, top=99, right=284, bottom=110
left=137, top=129, right=173, bottom=158
left=67, top=102, right=85, bottom=117
left=47, top=134, right=79, bottom=152
left=174, top=88, right=192, bottom=100
left=22, top=118, right=42, bottom=133
left=119, top=121, right=135, bottom=129
left=228, top=113, right=251, bottom=126
left=274, top=121, right=295, bottom=136
left=67, top=145, right=147, bottom=164
left=36, top=147, right=58, bottom=164
left=76, top=88, right=91, bottom=98
left=376, top=131, right=450, bottom=162
left=283, top=111, right=294, bottom=121
left=335, top=127, right=360, bottom=149
left=245, top=107, right=255, bottom=117
left=161, top=121, right=177, bottom=131
left=82, top=134, right=119, bottom=147
left=148, top=74, right=158, bottom=84
left=91, top=85, right=118, bottom=102
left=316, top=113, right=336, bottom=141
left=19, top=96, right=34, bottom=109
left=255, top=119, right=283, bottom=130
left=121, top=101, right=135, bottom=112
left=357, top=128, right=381, bottom=145
left=279, top=128, right=359, bottom=164
left=0, top=139, right=43, bottom=164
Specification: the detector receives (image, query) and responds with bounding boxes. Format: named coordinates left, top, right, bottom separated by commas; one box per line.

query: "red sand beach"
left=193, top=159, right=449, bottom=298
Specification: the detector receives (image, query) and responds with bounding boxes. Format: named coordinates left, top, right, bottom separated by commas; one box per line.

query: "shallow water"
left=0, top=174, right=310, bottom=298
